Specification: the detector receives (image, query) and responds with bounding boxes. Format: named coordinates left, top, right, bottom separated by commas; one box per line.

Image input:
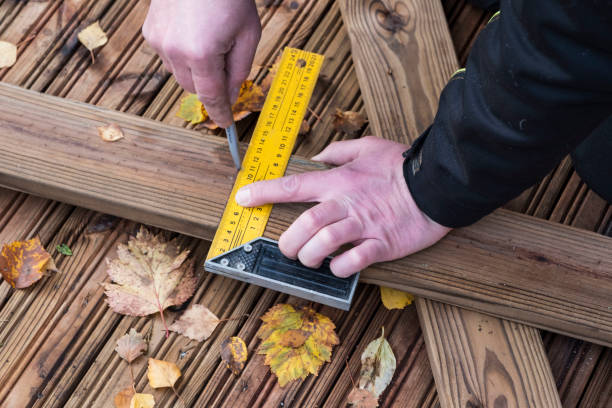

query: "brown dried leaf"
left=114, top=387, right=135, bottom=408
left=77, top=21, right=108, bottom=52
left=0, top=41, right=17, bottom=68
left=332, top=109, right=367, bottom=135
left=298, top=120, right=310, bottom=136
left=261, top=55, right=281, bottom=91
left=130, top=393, right=155, bottom=408
left=101, top=227, right=197, bottom=337
left=221, top=336, right=247, bottom=375
left=147, top=358, right=181, bottom=388
left=98, top=123, right=124, bottom=142
left=347, top=388, right=379, bottom=408
left=0, top=237, right=57, bottom=288
left=169, top=304, right=220, bottom=342
left=116, top=328, right=147, bottom=363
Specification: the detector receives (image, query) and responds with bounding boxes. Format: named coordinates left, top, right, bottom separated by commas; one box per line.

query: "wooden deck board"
left=0, top=1, right=609, bottom=407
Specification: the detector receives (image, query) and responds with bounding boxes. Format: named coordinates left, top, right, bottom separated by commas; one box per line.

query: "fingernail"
left=235, top=187, right=251, bottom=206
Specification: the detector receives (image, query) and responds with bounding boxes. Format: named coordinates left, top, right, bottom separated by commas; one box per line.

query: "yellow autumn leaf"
left=220, top=336, right=248, bottom=375
left=130, top=393, right=155, bottom=408
left=0, top=237, right=57, bottom=288
left=257, top=304, right=339, bottom=387
left=379, top=287, right=413, bottom=310
left=77, top=21, right=108, bottom=62
left=147, top=358, right=181, bottom=389
left=359, top=327, right=396, bottom=398
left=176, top=80, right=266, bottom=129
left=0, top=41, right=17, bottom=68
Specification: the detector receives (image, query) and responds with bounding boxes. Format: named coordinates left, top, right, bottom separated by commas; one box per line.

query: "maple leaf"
left=101, top=227, right=197, bottom=337
left=116, top=328, right=147, bottom=363
left=0, top=41, right=17, bottom=69
left=221, top=336, right=248, bottom=375
left=169, top=304, right=220, bottom=342
left=77, top=21, right=108, bottom=63
left=147, top=358, right=181, bottom=389
left=257, top=304, right=339, bottom=387
left=0, top=237, right=57, bottom=289
left=379, top=286, right=413, bottom=310
left=347, top=388, right=379, bottom=408
left=359, top=328, right=396, bottom=398
left=332, top=109, right=367, bottom=135
left=176, top=80, right=266, bottom=129
left=98, top=123, right=124, bottom=142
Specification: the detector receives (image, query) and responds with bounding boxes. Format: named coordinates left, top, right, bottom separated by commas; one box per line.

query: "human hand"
left=235, top=137, right=452, bottom=277
left=142, top=0, right=261, bottom=128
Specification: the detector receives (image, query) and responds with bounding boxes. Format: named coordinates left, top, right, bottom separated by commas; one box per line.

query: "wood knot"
left=374, top=1, right=410, bottom=33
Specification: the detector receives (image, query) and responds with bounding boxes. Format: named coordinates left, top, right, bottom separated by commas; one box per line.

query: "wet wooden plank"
left=0, top=82, right=611, bottom=346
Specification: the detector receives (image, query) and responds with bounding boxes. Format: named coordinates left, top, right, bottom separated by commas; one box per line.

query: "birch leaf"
left=101, top=227, right=198, bottom=337
left=0, top=237, right=57, bottom=288
left=78, top=21, right=107, bottom=53
left=147, top=358, right=181, bottom=388
left=359, top=327, right=396, bottom=397
left=115, top=328, right=147, bottom=363
left=220, top=336, right=248, bottom=375
left=114, top=387, right=135, bottom=408
left=379, top=286, right=413, bottom=310
left=169, top=304, right=220, bottom=342
left=98, top=123, right=124, bottom=142
left=130, top=393, right=155, bottom=408
left=257, top=304, right=339, bottom=387
left=0, top=41, right=17, bottom=68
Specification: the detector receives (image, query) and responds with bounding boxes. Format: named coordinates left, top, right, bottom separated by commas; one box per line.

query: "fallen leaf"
left=298, top=120, right=310, bottom=136
left=147, top=358, right=181, bottom=388
left=130, top=393, right=155, bottom=408
left=176, top=80, right=266, bottom=129
left=347, top=388, right=379, bottom=408
left=332, top=109, right=367, bottom=135
left=0, top=41, right=17, bottom=68
left=176, top=94, right=205, bottom=125
left=77, top=21, right=108, bottom=62
left=98, top=123, right=124, bottom=142
left=56, top=243, right=73, bottom=256
left=221, top=336, right=248, bottom=375
left=169, top=304, right=219, bottom=342
left=359, top=327, right=396, bottom=398
left=0, top=237, right=57, bottom=288
left=116, top=328, right=147, bottom=363
left=379, top=287, right=413, bottom=310
left=257, top=304, right=339, bottom=387
left=261, top=55, right=281, bottom=91
left=114, top=387, right=135, bottom=408
left=102, top=227, right=197, bottom=337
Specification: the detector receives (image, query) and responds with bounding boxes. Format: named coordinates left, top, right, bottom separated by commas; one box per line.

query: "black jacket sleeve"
left=403, top=0, right=612, bottom=228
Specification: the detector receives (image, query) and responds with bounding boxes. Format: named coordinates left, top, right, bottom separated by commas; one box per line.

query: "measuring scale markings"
left=207, top=48, right=324, bottom=260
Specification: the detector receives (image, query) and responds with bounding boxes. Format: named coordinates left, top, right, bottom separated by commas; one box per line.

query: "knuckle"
left=318, top=228, right=337, bottom=248
left=281, top=174, right=301, bottom=194
left=302, top=210, right=322, bottom=231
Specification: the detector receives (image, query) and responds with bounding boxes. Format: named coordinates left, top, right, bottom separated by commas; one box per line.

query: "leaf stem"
left=345, top=357, right=356, bottom=389
left=218, top=313, right=249, bottom=323
left=172, top=385, right=187, bottom=407
left=128, top=363, right=135, bottom=392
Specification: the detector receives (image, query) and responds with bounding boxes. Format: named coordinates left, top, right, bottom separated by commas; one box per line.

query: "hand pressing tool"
left=205, top=47, right=359, bottom=310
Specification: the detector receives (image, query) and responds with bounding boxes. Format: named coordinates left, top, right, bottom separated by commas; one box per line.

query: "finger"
left=278, top=200, right=348, bottom=259
left=191, top=54, right=233, bottom=128
left=311, top=138, right=368, bottom=165
left=235, top=171, right=329, bottom=207
left=297, top=217, right=363, bottom=268
left=330, top=239, right=384, bottom=278
left=172, top=65, right=196, bottom=94
left=226, top=29, right=260, bottom=104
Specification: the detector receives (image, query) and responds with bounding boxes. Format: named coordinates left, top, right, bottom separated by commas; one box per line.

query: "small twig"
left=307, top=107, right=322, bottom=124
left=345, top=357, right=357, bottom=389
left=16, top=34, right=36, bottom=49
left=171, top=385, right=187, bottom=407
left=218, top=313, right=249, bottom=323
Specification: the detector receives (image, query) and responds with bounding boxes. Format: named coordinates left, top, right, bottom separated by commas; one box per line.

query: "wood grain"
left=338, top=0, right=560, bottom=406
left=0, top=82, right=611, bottom=347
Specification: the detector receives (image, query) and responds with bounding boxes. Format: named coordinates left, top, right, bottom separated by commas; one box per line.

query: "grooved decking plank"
left=0, top=82, right=611, bottom=348
left=338, top=0, right=561, bottom=406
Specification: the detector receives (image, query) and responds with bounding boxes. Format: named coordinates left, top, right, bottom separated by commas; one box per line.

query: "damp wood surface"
left=0, top=0, right=609, bottom=407
left=339, top=1, right=560, bottom=406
